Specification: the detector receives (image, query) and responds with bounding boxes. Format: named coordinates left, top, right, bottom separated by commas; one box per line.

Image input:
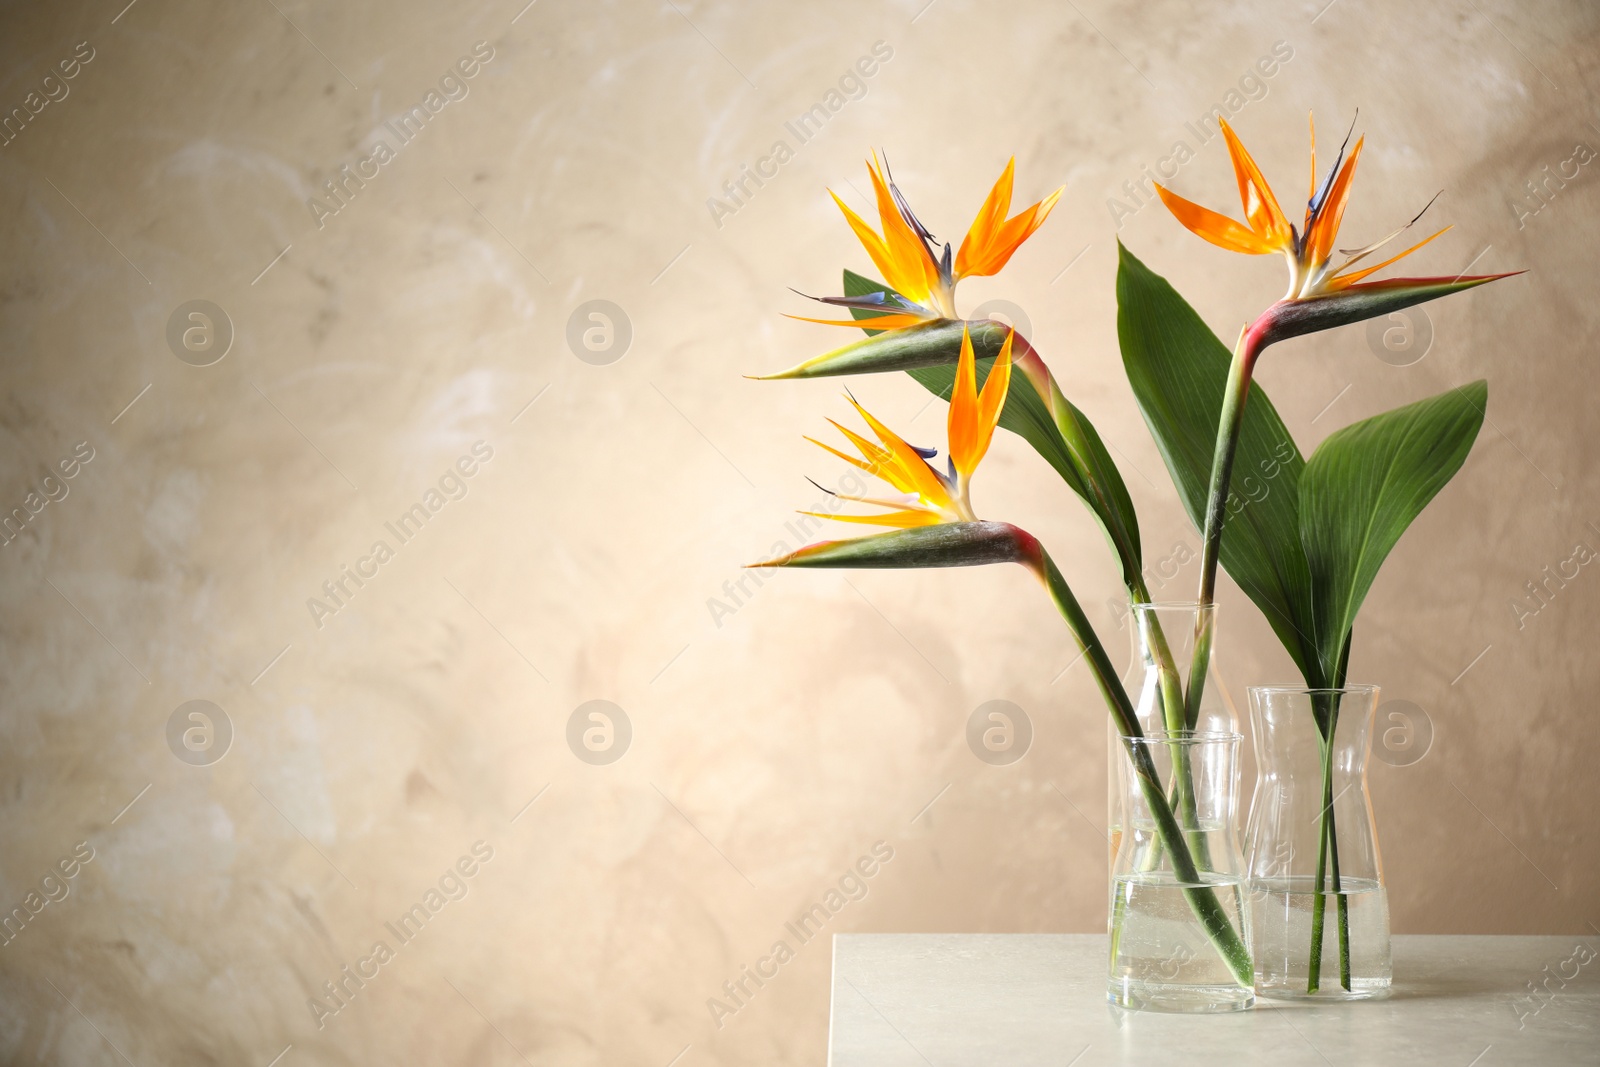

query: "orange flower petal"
left=973, top=190, right=1062, bottom=277
left=829, top=491, right=936, bottom=511
left=948, top=327, right=1012, bottom=478
left=805, top=435, right=875, bottom=474
left=1327, top=226, right=1450, bottom=290
left=1219, top=117, right=1292, bottom=250
left=1154, top=183, right=1279, bottom=255
left=1305, top=137, right=1364, bottom=270
left=1305, top=112, right=1317, bottom=223
left=825, top=419, right=894, bottom=473
left=829, top=190, right=897, bottom=288
left=846, top=395, right=954, bottom=508
left=800, top=508, right=944, bottom=529
left=783, top=311, right=933, bottom=331
left=955, top=158, right=1014, bottom=277
left=955, top=160, right=1062, bottom=279
left=978, top=331, right=1013, bottom=441
left=824, top=418, right=917, bottom=498
left=948, top=326, right=979, bottom=475
left=866, top=155, right=940, bottom=304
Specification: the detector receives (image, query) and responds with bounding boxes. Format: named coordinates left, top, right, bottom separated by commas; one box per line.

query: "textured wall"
left=1, top=0, right=1596, bottom=1063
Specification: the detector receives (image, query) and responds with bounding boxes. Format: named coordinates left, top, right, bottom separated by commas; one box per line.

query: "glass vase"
left=1106, top=603, right=1252, bottom=1013
left=1108, top=733, right=1253, bottom=1012
left=1245, top=685, right=1392, bottom=1000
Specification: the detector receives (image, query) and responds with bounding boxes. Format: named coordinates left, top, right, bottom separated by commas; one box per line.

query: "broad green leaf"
left=755, top=520, right=1037, bottom=569
left=841, top=270, right=1145, bottom=587
left=1116, top=243, right=1323, bottom=685
left=1299, top=381, right=1487, bottom=679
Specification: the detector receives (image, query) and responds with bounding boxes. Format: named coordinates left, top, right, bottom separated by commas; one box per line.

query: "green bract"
left=757, top=521, right=1037, bottom=570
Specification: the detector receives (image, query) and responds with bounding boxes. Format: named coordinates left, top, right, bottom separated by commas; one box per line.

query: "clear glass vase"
left=1245, top=685, right=1392, bottom=1000
left=1109, top=733, right=1254, bottom=1012
left=1106, top=604, right=1252, bottom=1013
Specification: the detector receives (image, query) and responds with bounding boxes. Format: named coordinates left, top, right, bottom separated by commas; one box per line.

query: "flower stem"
left=1023, top=342, right=1226, bottom=966
left=1183, top=324, right=1260, bottom=729
left=1168, top=316, right=1271, bottom=992
left=1033, top=550, right=1253, bottom=989
left=1130, top=591, right=1212, bottom=867
left=1130, top=583, right=1189, bottom=738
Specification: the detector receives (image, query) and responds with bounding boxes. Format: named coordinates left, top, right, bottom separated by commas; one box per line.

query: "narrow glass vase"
left=1245, top=685, right=1392, bottom=1000
left=1108, top=732, right=1254, bottom=1013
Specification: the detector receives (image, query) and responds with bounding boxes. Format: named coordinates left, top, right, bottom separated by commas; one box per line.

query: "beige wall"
left=1, top=0, right=1596, bottom=1063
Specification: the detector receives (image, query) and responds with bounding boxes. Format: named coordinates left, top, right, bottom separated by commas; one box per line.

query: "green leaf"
left=841, top=270, right=1146, bottom=587
left=1299, top=381, right=1487, bottom=679
left=1116, top=242, right=1323, bottom=685
left=756, top=521, right=1038, bottom=569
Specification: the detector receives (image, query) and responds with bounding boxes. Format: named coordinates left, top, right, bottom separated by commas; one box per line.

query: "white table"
left=829, top=934, right=1597, bottom=1066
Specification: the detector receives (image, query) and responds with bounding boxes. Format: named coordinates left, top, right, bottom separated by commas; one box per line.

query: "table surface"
left=828, top=934, right=1598, bottom=1066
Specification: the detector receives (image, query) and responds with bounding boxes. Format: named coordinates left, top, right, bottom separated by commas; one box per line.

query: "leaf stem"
left=1307, top=695, right=1335, bottom=993
left=1332, top=643, right=1353, bottom=991
left=1307, top=684, right=1352, bottom=993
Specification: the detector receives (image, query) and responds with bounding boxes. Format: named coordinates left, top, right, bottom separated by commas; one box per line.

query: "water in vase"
left=1108, top=821, right=1254, bottom=1014
left=1250, top=875, right=1391, bottom=998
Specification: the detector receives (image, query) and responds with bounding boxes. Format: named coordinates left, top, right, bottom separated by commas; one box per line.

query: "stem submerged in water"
left=1332, top=646, right=1353, bottom=991
left=1307, top=684, right=1352, bottom=993
left=1306, top=711, right=1335, bottom=992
